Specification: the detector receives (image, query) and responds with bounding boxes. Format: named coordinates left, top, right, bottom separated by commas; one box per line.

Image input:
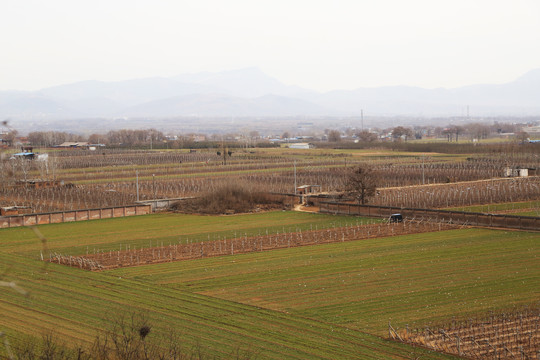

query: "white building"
left=288, top=143, right=313, bottom=149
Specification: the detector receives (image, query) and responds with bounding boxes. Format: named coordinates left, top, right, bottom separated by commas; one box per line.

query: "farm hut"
left=57, top=142, right=89, bottom=148
left=504, top=167, right=529, bottom=177
left=296, top=185, right=321, bottom=195
left=1, top=206, right=31, bottom=216
left=289, top=143, right=313, bottom=149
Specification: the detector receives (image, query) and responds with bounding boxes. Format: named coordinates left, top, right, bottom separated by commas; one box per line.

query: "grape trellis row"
left=47, top=220, right=457, bottom=271
left=374, top=177, right=540, bottom=209
left=2, top=148, right=540, bottom=213
left=391, top=306, right=540, bottom=360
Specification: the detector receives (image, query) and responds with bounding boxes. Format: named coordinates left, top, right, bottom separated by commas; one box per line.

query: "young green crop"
left=0, top=211, right=378, bottom=255
left=112, top=228, right=540, bottom=335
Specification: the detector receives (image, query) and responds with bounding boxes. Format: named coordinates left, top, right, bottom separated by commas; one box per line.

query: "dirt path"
left=293, top=204, right=319, bottom=213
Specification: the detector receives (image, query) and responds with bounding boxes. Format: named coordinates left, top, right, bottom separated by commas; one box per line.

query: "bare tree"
left=327, top=130, right=342, bottom=142
left=515, top=131, right=530, bottom=144
left=356, top=130, right=378, bottom=142
left=451, top=125, right=464, bottom=142
left=391, top=126, right=412, bottom=141
left=345, top=165, right=377, bottom=204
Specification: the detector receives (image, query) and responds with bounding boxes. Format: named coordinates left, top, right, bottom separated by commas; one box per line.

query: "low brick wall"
left=0, top=204, right=152, bottom=229
left=319, top=202, right=540, bottom=231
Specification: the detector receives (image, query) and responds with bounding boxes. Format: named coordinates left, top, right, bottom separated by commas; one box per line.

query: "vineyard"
left=1, top=146, right=540, bottom=213
left=374, top=178, right=540, bottom=209
left=394, top=307, right=539, bottom=359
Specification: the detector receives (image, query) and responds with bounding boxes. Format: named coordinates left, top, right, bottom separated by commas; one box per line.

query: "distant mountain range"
left=1, top=67, right=539, bottom=120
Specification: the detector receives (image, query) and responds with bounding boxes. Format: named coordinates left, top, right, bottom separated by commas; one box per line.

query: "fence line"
left=319, top=202, right=540, bottom=231
left=0, top=204, right=152, bottom=229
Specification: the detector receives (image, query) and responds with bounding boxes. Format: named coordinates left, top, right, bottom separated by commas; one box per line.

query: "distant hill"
left=1, top=67, right=539, bottom=120
left=172, top=67, right=315, bottom=99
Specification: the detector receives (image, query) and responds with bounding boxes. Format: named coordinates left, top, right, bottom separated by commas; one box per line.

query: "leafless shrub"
left=171, top=182, right=286, bottom=215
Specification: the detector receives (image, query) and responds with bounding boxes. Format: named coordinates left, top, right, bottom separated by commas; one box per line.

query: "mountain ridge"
left=1, top=67, right=539, bottom=119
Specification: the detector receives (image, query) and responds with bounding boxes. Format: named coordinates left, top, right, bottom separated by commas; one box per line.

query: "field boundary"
left=0, top=204, right=152, bottom=228
left=319, top=201, right=540, bottom=231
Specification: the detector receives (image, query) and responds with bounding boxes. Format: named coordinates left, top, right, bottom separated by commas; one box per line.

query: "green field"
left=112, top=227, right=540, bottom=334
left=2, top=211, right=538, bottom=359
left=0, top=211, right=377, bottom=255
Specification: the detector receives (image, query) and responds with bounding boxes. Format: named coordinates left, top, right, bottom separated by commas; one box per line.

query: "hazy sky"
left=1, top=0, right=539, bottom=92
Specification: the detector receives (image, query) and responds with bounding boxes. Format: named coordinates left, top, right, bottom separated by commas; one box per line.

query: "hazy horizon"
left=1, top=0, right=539, bottom=92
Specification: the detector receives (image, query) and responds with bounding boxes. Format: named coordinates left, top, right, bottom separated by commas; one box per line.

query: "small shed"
left=11, top=152, right=35, bottom=160
left=57, top=142, right=89, bottom=148
left=296, top=185, right=321, bottom=195
left=504, top=168, right=529, bottom=177
left=289, top=143, right=313, bottom=149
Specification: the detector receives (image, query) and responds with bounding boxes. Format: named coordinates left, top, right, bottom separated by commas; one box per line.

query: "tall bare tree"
left=345, top=165, right=377, bottom=205
left=327, top=130, right=342, bottom=142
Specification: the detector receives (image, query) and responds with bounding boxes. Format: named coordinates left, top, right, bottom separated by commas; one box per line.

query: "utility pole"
left=422, top=154, right=425, bottom=185
left=294, top=160, right=297, bottom=194
left=361, top=109, right=364, bottom=131
left=152, top=174, right=156, bottom=200
left=221, top=136, right=227, bottom=165
left=136, top=170, right=139, bottom=202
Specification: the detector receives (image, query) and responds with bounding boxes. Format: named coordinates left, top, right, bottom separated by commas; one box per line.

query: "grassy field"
left=0, top=211, right=377, bottom=255
left=2, top=211, right=538, bottom=359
